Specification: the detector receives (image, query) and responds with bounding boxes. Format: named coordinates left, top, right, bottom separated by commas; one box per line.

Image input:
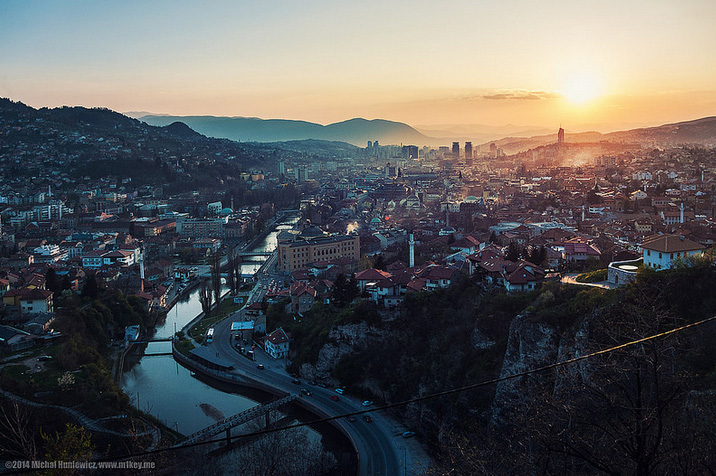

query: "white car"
left=335, top=388, right=344, bottom=395
left=362, top=400, right=373, bottom=407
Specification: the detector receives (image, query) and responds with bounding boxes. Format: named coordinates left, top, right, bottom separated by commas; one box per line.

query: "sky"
left=1, top=0, right=715, bottom=132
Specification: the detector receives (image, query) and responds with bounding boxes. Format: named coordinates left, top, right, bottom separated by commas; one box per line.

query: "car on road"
left=364, top=416, right=373, bottom=423
left=362, top=400, right=374, bottom=407
left=292, top=378, right=301, bottom=385
left=335, top=388, right=344, bottom=394
left=402, top=431, right=416, bottom=438
left=301, top=388, right=312, bottom=396
left=348, top=416, right=356, bottom=422
left=330, top=395, right=340, bottom=402
left=257, top=364, right=264, bottom=370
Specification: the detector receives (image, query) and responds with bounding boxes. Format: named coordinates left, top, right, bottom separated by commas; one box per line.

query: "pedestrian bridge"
left=238, top=251, right=273, bottom=257
left=176, top=394, right=298, bottom=446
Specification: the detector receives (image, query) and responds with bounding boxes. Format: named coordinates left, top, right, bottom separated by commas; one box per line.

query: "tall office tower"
left=464, top=142, right=473, bottom=161
left=490, top=142, right=497, bottom=158
left=452, top=142, right=460, bottom=158
left=558, top=127, right=565, bottom=145
left=402, top=145, right=418, bottom=160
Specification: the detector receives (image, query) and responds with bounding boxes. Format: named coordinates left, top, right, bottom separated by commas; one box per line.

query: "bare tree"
left=226, top=250, right=243, bottom=294
left=198, top=279, right=213, bottom=316
left=180, top=411, right=337, bottom=476
left=210, top=251, right=221, bottom=308
left=0, top=398, right=37, bottom=460
left=219, top=425, right=336, bottom=476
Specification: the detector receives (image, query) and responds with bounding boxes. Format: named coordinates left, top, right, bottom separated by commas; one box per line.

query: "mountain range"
left=138, top=115, right=428, bottom=147
left=484, top=116, right=716, bottom=155
left=138, top=113, right=716, bottom=152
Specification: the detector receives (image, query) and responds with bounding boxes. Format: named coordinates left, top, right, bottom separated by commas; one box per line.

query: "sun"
left=561, top=72, right=602, bottom=104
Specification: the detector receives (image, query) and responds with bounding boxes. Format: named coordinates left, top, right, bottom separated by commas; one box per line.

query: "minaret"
left=409, top=231, right=415, bottom=268
left=139, top=247, right=145, bottom=293
left=680, top=202, right=685, bottom=224
left=582, top=204, right=586, bottom=222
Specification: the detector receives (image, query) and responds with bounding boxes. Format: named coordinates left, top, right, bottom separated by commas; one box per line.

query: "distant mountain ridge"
left=139, top=115, right=429, bottom=146
left=140, top=113, right=716, bottom=152
left=481, top=116, right=716, bottom=154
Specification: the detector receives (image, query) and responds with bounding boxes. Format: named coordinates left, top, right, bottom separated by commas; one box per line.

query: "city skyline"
left=2, top=0, right=715, bottom=132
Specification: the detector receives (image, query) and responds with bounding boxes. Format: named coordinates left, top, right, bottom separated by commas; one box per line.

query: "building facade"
left=277, top=226, right=360, bottom=272
left=641, top=235, right=704, bottom=270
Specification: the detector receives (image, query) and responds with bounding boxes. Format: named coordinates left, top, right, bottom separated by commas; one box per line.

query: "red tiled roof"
left=641, top=234, right=704, bottom=253
left=355, top=268, right=392, bottom=281
left=563, top=242, right=601, bottom=256
left=4, top=288, right=53, bottom=300
left=406, top=278, right=426, bottom=292
left=267, top=328, right=290, bottom=345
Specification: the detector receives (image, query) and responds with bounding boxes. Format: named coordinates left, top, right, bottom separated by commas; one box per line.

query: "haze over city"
left=2, top=0, right=716, bottom=132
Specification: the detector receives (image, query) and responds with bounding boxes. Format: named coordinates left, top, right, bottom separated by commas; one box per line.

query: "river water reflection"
left=121, top=220, right=295, bottom=435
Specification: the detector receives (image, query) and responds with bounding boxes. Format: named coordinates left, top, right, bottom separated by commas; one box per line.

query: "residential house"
left=503, top=261, right=546, bottom=292
left=289, top=282, right=317, bottom=314
left=563, top=239, right=601, bottom=263
left=641, top=235, right=705, bottom=270
left=264, top=327, right=290, bottom=359
left=2, top=288, right=54, bottom=314
left=0, top=325, right=34, bottom=353
left=355, top=268, right=393, bottom=292
left=419, top=265, right=460, bottom=291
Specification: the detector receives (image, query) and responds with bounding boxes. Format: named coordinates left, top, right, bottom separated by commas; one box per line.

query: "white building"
left=264, top=327, right=290, bottom=359
left=207, top=201, right=223, bottom=216
left=641, top=235, right=704, bottom=270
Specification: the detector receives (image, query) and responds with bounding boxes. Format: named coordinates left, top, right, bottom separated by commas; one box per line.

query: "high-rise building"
left=558, top=127, right=565, bottom=145
left=402, top=145, right=418, bottom=160
left=489, top=142, right=497, bottom=158
left=464, top=142, right=473, bottom=161
left=452, top=142, right=460, bottom=158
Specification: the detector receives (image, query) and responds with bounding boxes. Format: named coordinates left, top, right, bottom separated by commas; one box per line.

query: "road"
left=560, top=273, right=619, bottom=289
left=208, top=317, right=419, bottom=476
left=200, top=264, right=428, bottom=475
left=184, top=211, right=429, bottom=475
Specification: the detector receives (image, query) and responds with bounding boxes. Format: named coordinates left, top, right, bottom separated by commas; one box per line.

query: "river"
left=121, top=218, right=296, bottom=435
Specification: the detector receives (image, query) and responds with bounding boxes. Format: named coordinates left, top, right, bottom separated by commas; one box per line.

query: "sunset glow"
left=0, top=0, right=715, bottom=131
left=561, top=73, right=603, bottom=105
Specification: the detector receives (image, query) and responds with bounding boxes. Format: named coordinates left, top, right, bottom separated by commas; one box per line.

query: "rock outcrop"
left=299, top=322, right=382, bottom=381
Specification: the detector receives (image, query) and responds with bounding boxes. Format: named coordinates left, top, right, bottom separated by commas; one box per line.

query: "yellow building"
left=277, top=226, right=360, bottom=272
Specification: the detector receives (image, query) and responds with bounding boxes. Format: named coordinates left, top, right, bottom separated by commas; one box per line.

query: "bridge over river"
left=176, top=394, right=298, bottom=446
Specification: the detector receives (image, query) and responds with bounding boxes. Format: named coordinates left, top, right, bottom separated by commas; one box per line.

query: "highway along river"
left=120, top=217, right=356, bottom=471
left=121, top=222, right=291, bottom=434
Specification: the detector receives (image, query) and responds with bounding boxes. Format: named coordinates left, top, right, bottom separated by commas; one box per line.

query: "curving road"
left=186, top=213, right=429, bottom=475
left=205, top=302, right=427, bottom=475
